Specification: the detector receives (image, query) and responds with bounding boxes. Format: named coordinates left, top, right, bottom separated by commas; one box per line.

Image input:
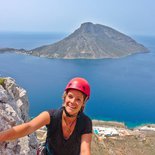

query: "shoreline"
left=92, top=119, right=155, bottom=129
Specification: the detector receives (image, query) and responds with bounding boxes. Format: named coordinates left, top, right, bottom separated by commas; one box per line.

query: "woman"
left=0, top=77, right=92, bottom=155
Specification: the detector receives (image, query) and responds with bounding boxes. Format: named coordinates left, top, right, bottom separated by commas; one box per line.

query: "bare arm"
left=0, top=111, right=50, bottom=142
left=80, top=133, right=92, bottom=155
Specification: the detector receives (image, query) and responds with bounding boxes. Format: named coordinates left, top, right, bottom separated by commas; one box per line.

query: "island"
left=0, top=22, right=149, bottom=59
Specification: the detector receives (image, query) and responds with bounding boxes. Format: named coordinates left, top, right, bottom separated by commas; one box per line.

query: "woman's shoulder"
left=79, top=112, right=92, bottom=122
left=77, top=113, right=92, bottom=134
left=47, top=108, right=62, bottom=117
left=78, top=113, right=92, bottom=127
left=46, top=108, right=62, bottom=129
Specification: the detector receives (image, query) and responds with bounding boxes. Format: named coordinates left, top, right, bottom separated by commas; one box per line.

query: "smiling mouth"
left=68, top=105, right=76, bottom=110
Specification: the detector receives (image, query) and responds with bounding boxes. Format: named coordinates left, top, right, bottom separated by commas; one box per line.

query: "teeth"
left=69, top=105, right=76, bottom=109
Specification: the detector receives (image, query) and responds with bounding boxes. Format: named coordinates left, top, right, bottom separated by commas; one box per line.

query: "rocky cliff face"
left=0, top=77, right=38, bottom=155
left=30, top=22, right=148, bottom=59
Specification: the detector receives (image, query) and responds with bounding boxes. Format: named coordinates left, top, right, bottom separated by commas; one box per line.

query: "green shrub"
left=0, top=78, right=5, bottom=86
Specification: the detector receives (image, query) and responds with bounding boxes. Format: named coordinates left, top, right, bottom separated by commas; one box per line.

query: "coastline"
left=92, top=119, right=155, bottom=129
left=90, top=115, right=155, bottom=129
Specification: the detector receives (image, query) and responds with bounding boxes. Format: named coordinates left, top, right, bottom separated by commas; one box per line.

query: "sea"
left=0, top=32, right=155, bottom=128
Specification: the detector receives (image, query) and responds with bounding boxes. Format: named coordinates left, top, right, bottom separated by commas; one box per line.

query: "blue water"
left=0, top=33, right=155, bottom=128
left=0, top=32, right=66, bottom=50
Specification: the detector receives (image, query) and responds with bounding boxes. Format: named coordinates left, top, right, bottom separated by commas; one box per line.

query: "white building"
left=93, top=126, right=119, bottom=137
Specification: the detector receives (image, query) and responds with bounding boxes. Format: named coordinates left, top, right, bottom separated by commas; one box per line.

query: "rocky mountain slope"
left=0, top=77, right=38, bottom=155
left=30, top=22, right=148, bottom=59
left=91, top=120, right=155, bottom=155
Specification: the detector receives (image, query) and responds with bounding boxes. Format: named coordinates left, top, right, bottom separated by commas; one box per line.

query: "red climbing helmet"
left=65, top=77, right=90, bottom=99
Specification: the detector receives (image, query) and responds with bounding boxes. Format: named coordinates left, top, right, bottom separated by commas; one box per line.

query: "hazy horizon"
left=0, top=0, right=154, bottom=36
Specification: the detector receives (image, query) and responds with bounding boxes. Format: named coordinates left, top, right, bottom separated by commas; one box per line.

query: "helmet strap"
left=63, top=106, right=78, bottom=118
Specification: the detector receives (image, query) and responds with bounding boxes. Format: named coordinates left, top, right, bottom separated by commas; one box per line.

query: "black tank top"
left=46, top=108, right=92, bottom=155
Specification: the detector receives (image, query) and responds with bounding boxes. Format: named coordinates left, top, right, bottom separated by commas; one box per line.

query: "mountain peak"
left=81, top=22, right=94, bottom=26
left=77, top=22, right=99, bottom=34
left=80, top=22, right=94, bottom=29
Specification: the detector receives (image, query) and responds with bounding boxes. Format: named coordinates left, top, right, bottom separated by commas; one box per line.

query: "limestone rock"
left=0, top=77, right=38, bottom=155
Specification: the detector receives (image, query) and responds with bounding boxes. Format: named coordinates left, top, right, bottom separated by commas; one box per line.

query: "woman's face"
left=64, top=89, right=85, bottom=115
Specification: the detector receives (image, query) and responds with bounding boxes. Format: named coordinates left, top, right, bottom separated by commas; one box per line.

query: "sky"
left=0, top=0, right=154, bottom=35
